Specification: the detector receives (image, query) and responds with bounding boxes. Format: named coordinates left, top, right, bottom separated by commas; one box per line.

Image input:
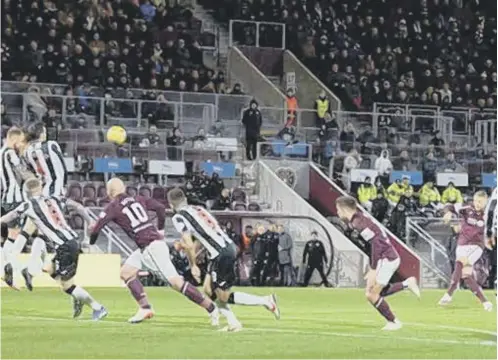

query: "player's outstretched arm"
left=0, top=203, right=29, bottom=223
left=88, top=208, right=116, bottom=245
left=66, top=199, right=93, bottom=224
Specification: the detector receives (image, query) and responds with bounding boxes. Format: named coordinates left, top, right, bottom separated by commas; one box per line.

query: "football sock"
left=27, top=237, right=46, bottom=276
left=464, top=276, right=488, bottom=303
left=229, top=292, right=269, bottom=306
left=217, top=301, right=240, bottom=326
left=181, top=282, right=215, bottom=313
left=66, top=285, right=102, bottom=311
left=6, top=233, right=28, bottom=272
left=126, top=277, right=151, bottom=309
left=380, top=282, right=405, bottom=297
left=447, top=261, right=463, bottom=296
left=373, top=297, right=396, bottom=322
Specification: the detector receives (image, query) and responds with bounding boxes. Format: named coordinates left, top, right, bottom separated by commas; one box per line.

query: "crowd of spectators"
left=1, top=0, right=245, bottom=95
left=207, top=0, right=497, bottom=111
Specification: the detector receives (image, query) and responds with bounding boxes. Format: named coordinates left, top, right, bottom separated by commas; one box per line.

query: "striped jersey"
left=172, top=205, right=233, bottom=259
left=0, top=145, right=24, bottom=204
left=10, top=196, right=78, bottom=246
left=24, top=141, right=67, bottom=196
left=485, top=188, right=497, bottom=239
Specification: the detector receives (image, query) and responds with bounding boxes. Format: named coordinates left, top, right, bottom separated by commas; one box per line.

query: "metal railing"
left=229, top=20, right=286, bottom=49
left=1, top=81, right=254, bottom=124
left=405, top=217, right=452, bottom=285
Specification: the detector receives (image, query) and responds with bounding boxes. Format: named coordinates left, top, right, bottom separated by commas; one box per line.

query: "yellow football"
left=106, top=126, right=127, bottom=145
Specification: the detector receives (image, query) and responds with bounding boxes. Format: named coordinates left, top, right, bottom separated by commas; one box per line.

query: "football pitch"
left=1, top=287, right=496, bottom=359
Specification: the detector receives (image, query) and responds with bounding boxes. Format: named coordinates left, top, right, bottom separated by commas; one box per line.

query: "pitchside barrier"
left=1, top=254, right=121, bottom=288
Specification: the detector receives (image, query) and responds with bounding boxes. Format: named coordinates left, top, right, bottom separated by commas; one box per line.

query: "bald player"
left=89, top=178, right=220, bottom=324
left=439, top=191, right=493, bottom=310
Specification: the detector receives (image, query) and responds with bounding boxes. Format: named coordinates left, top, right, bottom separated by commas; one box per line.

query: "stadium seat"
left=82, top=183, right=96, bottom=199
left=70, top=214, right=84, bottom=230
left=247, top=202, right=261, bottom=212
left=67, top=183, right=82, bottom=200
left=126, top=185, right=138, bottom=197
left=98, top=197, right=111, bottom=208
left=97, top=183, right=107, bottom=199
left=231, top=188, right=247, bottom=203
left=232, top=202, right=247, bottom=211
left=83, top=198, right=97, bottom=207
left=139, top=185, right=152, bottom=198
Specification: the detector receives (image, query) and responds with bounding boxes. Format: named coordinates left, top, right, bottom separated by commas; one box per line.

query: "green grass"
left=1, top=287, right=496, bottom=359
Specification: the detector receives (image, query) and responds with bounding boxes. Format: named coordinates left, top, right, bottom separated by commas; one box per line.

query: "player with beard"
left=88, top=178, right=220, bottom=324
left=439, top=191, right=493, bottom=310
left=168, top=187, right=280, bottom=332
left=336, top=196, right=420, bottom=331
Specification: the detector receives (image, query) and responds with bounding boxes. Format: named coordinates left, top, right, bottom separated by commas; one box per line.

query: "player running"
left=0, top=178, right=107, bottom=320
left=336, top=196, right=420, bottom=331
left=168, top=187, right=280, bottom=332
left=439, top=191, right=493, bottom=310
left=23, top=122, right=67, bottom=197
left=0, top=127, right=40, bottom=288
left=88, top=178, right=220, bottom=324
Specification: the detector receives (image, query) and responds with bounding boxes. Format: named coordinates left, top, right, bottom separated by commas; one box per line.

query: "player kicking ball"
left=89, top=178, right=220, bottom=324
left=438, top=191, right=493, bottom=311
left=336, top=196, right=420, bottom=331
left=168, top=187, right=280, bottom=332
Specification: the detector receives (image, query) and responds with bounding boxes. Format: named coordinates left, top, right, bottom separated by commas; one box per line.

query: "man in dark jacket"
left=242, top=99, right=262, bottom=160
left=250, top=225, right=267, bottom=286
left=261, top=224, right=279, bottom=285
left=302, top=231, right=331, bottom=287
left=277, top=224, right=296, bottom=286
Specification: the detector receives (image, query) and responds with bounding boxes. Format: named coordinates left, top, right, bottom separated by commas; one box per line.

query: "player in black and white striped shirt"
left=0, top=127, right=31, bottom=276
left=168, top=187, right=280, bottom=332
left=0, top=178, right=108, bottom=320
left=23, top=122, right=67, bottom=197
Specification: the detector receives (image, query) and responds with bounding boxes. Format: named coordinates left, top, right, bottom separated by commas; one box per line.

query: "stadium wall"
left=2, top=254, right=122, bottom=288
left=257, top=160, right=368, bottom=282
left=308, top=163, right=421, bottom=282
left=227, top=46, right=286, bottom=127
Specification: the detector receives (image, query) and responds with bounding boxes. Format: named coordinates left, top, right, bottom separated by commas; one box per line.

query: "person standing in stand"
left=242, top=99, right=262, bottom=160
left=302, top=231, right=331, bottom=287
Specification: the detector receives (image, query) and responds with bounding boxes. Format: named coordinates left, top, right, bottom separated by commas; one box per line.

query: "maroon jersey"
left=90, top=194, right=166, bottom=248
left=451, top=205, right=486, bottom=247
left=350, top=211, right=399, bottom=268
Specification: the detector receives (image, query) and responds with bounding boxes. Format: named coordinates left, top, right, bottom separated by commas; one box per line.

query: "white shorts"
left=376, top=257, right=401, bottom=286
left=455, top=245, right=483, bottom=265
left=124, top=240, right=179, bottom=280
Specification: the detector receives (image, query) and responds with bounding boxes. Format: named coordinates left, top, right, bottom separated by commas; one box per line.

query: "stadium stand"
left=204, top=0, right=497, bottom=111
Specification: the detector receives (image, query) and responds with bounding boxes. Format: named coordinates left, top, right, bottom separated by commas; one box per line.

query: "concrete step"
left=267, top=75, right=282, bottom=89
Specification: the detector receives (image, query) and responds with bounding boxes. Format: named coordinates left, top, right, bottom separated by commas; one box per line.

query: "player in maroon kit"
left=336, top=196, right=420, bottom=331
left=438, top=191, right=493, bottom=311
left=89, top=178, right=220, bottom=324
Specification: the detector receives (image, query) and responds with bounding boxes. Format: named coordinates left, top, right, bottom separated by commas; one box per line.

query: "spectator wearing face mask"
left=375, top=150, right=393, bottom=186
left=357, top=177, right=377, bottom=212
left=315, top=90, right=331, bottom=128
left=441, top=182, right=464, bottom=205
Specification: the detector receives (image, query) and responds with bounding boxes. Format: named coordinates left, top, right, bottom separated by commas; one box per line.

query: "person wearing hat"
left=242, top=99, right=262, bottom=160
left=357, top=176, right=377, bottom=212
left=302, top=231, right=331, bottom=287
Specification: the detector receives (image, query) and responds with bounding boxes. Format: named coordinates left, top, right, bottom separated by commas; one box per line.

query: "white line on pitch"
left=3, top=315, right=496, bottom=348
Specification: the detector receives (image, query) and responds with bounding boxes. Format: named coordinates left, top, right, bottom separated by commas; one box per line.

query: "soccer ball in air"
left=106, top=126, right=127, bottom=145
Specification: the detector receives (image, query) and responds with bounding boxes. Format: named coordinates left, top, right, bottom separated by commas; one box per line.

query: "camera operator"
left=302, top=231, right=331, bottom=287
left=208, top=172, right=225, bottom=200
left=371, top=191, right=389, bottom=223
left=388, top=189, right=418, bottom=239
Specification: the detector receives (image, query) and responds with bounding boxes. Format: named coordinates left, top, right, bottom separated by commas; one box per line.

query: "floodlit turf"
left=1, top=287, right=496, bottom=359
